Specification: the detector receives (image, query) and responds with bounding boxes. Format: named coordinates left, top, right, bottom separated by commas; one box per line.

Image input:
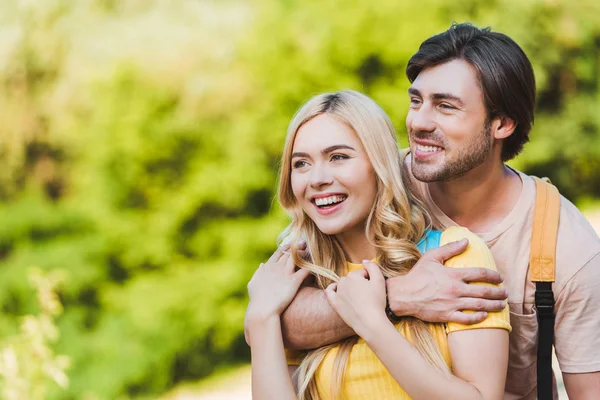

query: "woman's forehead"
left=293, top=114, right=361, bottom=152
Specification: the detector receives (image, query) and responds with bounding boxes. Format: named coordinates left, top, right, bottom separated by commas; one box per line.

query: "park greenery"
left=0, top=0, right=598, bottom=398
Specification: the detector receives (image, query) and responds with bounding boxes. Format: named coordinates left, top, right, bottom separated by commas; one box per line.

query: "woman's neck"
left=335, top=229, right=376, bottom=264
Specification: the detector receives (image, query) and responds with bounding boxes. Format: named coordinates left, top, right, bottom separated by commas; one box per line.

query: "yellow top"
left=287, top=226, right=511, bottom=400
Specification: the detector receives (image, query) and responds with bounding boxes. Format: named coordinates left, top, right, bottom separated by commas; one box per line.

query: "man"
left=278, top=23, right=600, bottom=399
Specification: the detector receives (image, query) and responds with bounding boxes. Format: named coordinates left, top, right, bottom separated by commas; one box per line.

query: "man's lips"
left=412, top=140, right=444, bottom=159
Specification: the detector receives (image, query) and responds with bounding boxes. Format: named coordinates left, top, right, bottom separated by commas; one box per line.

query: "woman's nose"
left=309, top=164, right=333, bottom=189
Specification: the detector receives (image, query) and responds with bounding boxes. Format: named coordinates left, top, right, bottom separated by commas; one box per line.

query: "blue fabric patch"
left=416, top=229, right=442, bottom=254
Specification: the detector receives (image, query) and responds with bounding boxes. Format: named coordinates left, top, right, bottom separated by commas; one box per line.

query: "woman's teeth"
left=315, top=195, right=346, bottom=207
left=416, top=144, right=443, bottom=152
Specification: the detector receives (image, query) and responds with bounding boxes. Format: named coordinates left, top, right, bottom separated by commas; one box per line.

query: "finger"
left=460, top=283, right=508, bottom=300
left=448, top=310, right=488, bottom=325
left=325, top=283, right=338, bottom=306
left=423, top=238, right=469, bottom=263
left=459, top=267, right=504, bottom=284
left=294, top=267, right=311, bottom=284
left=460, top=298, right=507, bottom=313
left=277, top=246, right=293, bottom=265
left=362, top=260, right=384, bottom=285
left=268, top=243, right=289, bottom=263
left=298, top=240, right=307, bottom=249
left=347, top=268, right=368, bottom=279
left=276, top=243, right=292, bottom=261
left=284, top=251, right=296, bottom=272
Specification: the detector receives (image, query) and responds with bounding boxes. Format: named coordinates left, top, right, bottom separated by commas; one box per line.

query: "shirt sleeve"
left=554, top=251, right=600, bottom=373
left=441, top=226, right=512, bottom=334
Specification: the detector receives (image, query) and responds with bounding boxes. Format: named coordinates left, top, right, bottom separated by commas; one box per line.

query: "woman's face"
left=290, top=114, right=377, bottom=238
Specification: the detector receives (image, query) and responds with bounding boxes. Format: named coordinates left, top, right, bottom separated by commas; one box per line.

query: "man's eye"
left=410, top=98, right=421, bottom=106
left=292, top=160, right=308, bottom=169
left=331, top=154, right=349, bottom=161
left=439, top=103, right=455, bottom=109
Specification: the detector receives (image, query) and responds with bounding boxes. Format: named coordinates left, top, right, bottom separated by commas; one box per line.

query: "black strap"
left=535, top=281, right=555, bottom=400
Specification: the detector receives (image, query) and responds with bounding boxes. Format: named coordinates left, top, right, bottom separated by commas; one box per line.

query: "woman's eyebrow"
left=321, top=144, right=355, bottom=154
left=291, top=144, right=356, bottom=159
left=291, top=151, right=310, bottom=159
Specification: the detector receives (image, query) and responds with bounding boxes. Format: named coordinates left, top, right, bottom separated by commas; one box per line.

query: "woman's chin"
left=314, top=222, right=346, bottom=236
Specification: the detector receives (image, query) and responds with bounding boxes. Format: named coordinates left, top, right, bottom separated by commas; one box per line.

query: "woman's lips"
left=312, top=197, right=346, bottom=216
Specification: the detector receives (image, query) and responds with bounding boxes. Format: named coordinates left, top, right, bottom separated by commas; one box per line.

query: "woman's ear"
left=493, top=116, right=518, bottom=140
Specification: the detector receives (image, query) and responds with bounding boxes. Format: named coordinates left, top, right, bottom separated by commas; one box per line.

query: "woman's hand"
left=246, top=244, right=311, bottom=324
left=325, top=260, right=391, bottom=339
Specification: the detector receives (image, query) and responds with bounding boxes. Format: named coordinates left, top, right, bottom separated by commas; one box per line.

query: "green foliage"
left=0, top=269, right=70, bottom=400
left=0, top=0, right=598, bottom=398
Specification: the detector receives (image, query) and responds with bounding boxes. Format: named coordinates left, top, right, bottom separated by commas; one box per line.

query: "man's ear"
left=493, top=117, right=518, bottom=140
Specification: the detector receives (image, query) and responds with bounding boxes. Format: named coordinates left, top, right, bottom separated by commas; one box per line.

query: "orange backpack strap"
left=530, top=176, right=561, bottom=400
left=529, top=177, right=560, bottom=282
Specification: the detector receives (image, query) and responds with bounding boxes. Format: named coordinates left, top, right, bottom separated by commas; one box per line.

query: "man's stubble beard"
left=411, top=121, right=493, bottom=183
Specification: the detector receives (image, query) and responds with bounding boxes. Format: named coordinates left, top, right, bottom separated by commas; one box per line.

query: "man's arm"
left=555, top=252, right=600, bottom=399
left=387, top=239, right=508, bottom=324
left=279, top=239, right=507, bottom=350
left=563, top=373, right=600, bottom=400
left=281, top=285, right=354, bottom=350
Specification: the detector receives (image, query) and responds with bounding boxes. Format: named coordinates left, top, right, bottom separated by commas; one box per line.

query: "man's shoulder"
left=514, top=170, right=600, bottom=280
left=516, top=170, right=598, bottom=242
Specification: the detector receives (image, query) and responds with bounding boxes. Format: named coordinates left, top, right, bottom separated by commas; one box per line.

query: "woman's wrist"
left=246, top=309, right=280, bottom=334
left=355, top=311, right=392, bottom=342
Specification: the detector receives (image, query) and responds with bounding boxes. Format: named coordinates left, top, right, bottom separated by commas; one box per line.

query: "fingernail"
left=362, top=259, right=370, bottom=264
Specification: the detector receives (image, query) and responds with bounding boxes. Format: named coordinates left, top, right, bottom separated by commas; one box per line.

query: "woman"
left=245, top=90, right=510, bottom=400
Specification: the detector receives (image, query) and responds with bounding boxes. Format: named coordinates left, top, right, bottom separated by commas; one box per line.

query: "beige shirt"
left=410, top=168, right=600, bottom=399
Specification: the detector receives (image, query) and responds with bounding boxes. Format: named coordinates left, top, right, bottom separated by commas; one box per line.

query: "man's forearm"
left=281, top=286, right=355, bottom=350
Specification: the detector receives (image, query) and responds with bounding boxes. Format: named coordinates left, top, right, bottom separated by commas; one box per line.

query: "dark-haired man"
left=276, top=23, right=600, bottom=399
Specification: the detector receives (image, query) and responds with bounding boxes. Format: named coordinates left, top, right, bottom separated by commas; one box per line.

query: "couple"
left=246, top=23, right=600, bottom=400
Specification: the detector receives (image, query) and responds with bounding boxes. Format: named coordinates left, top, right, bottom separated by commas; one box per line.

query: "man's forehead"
left=410, top=59, right=480, bottom=96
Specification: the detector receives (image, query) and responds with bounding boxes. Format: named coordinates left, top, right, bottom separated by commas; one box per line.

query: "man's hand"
left=387, top=239, right=508, bottom=325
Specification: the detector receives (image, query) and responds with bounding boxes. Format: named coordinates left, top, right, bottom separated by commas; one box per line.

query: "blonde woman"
left=245, top=90, right=510, bottom=400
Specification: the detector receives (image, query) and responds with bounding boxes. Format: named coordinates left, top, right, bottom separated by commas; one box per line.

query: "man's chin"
left=411, top=164, right=445, bottom=183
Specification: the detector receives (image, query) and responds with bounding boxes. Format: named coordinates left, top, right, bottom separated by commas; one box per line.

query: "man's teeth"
left=315, top=196, right=346, bottom=206
left=416, top=144, right=443, bottom=152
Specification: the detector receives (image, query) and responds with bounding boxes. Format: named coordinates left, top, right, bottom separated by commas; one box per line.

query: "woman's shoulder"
left=440, top=226, right=486, bottom=247
left=439, top=226, right=496, bottom=270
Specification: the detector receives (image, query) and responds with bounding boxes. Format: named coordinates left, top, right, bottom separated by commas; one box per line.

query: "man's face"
left=406, top=59, right=493, bottom=182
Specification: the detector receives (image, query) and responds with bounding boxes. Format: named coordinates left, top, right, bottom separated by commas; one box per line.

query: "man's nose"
left=309, top=163, right=333, bottom=189
left=409, top=105, right=436, bottom=133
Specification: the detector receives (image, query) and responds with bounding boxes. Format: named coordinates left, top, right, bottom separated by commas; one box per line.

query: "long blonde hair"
left=278, top=90, right=449, bottom=399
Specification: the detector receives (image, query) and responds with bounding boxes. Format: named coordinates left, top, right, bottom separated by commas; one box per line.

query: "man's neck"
left=428, top=162, right=522, bottom=233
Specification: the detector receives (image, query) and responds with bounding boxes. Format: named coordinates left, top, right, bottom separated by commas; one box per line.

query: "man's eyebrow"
left=408, top=87, right=465, bottom=107
left=431, top=92, right=465, bottom=107
left=291, top=145, right=356, bottom=159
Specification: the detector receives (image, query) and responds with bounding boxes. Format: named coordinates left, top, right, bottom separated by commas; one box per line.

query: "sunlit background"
left=0, top=0, right=598, bottom=399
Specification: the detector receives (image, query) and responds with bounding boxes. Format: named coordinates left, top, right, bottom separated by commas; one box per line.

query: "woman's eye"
left=331, top=154, right=349, bottom=162
left=293, top=160, right=307, bottom=169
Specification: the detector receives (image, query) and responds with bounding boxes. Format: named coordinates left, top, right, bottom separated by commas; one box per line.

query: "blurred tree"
left=0, top=0, right=598, bottom=399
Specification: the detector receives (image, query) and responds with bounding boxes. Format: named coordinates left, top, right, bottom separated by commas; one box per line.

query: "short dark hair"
left=406, top=23, right=536, bottom=161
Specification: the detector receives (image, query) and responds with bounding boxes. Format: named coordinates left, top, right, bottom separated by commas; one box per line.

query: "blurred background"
left=0, top=0, right=598, bottom=399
